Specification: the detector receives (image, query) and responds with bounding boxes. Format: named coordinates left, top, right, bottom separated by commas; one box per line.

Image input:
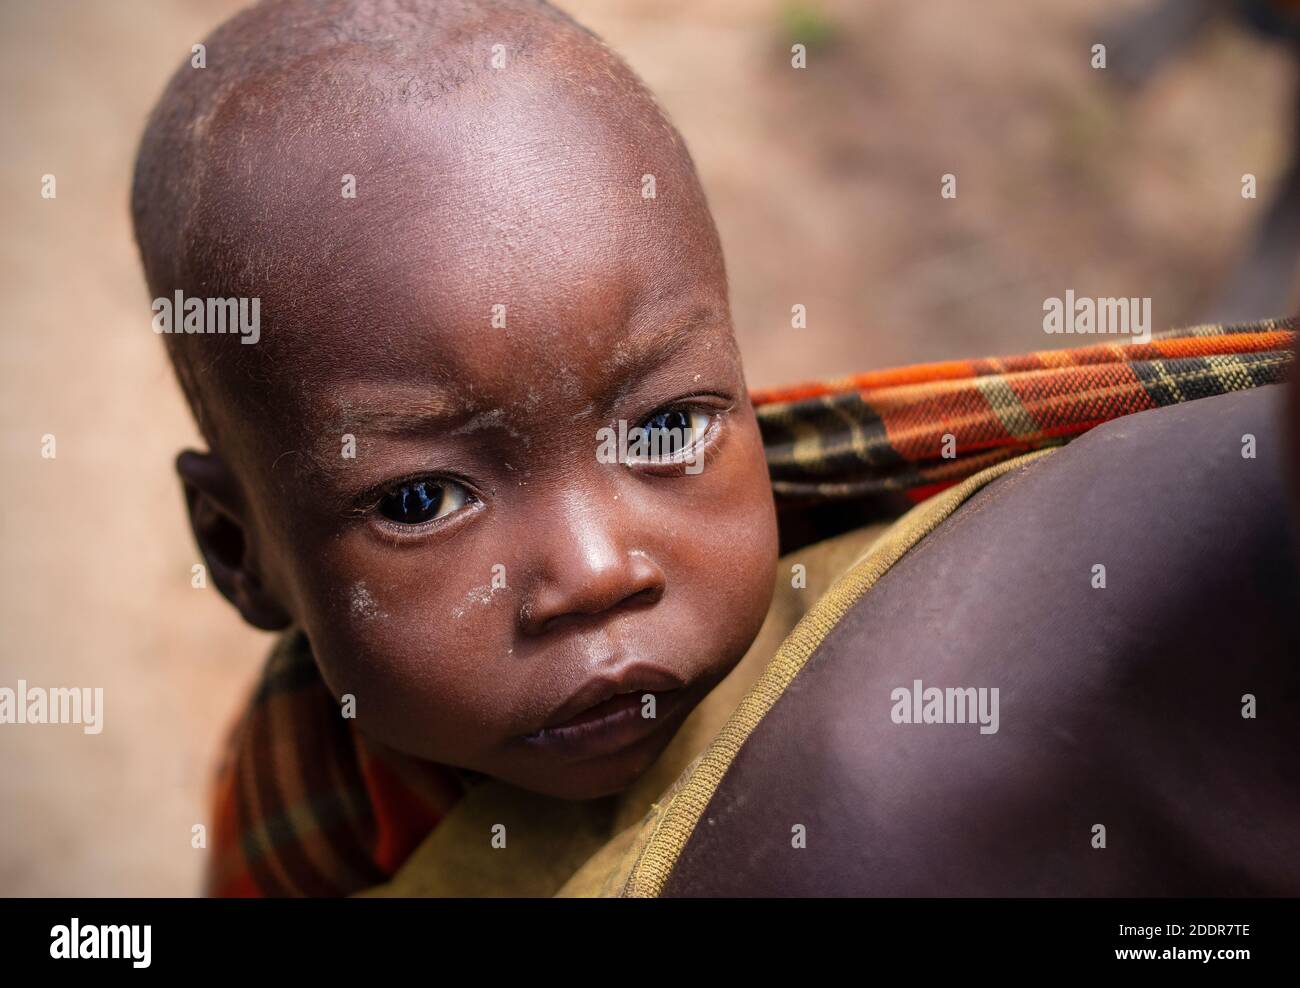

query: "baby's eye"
left=377, top=478, right=469, bottom=525
left=635, top=408, right=712, bottom=459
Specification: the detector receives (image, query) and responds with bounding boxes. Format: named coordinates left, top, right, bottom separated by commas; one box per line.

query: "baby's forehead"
left=192, top=49, right=718, bottom=336
left=230, top=109, right=727, bottom=387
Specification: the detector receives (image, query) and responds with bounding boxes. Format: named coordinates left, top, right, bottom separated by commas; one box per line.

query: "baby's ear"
left=176, top=450, right=291, bottom=631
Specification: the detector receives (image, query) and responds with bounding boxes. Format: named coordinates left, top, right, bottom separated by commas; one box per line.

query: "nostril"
left=621, top=585, right=662, bottom=610
left=532, top=582, right=663, bottom=636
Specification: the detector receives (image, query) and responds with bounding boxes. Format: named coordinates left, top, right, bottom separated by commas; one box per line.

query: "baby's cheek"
left=681, top=423, right=779, bottom=656
left=301, top=574, right=516, bottom=763
left=699, top=508, right=777, bottom=648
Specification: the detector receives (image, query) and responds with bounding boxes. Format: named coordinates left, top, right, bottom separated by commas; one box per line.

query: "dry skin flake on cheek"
left=451, top=581, right=506, bottom=620
left=349, top=580, right=386, bottom=621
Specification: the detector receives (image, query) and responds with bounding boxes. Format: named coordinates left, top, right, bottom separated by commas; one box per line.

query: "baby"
left=132, top=0, right=780, bottom=886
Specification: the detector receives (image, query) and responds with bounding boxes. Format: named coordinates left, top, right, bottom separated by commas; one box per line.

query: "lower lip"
left=520, top=689, right=688, bottom=760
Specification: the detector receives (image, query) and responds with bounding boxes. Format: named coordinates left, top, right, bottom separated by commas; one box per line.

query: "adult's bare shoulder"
left=663, top=386, right=1300, bottom=896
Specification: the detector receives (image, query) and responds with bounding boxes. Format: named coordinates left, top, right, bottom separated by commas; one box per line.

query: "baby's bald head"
left=131, top=0, right=722, bottom=450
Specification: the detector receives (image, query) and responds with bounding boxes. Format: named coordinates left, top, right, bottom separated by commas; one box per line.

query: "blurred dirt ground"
left=0, top=0, right=1294, bottom=894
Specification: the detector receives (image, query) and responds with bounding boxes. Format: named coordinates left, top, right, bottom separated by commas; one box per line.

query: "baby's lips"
left=533, top=661, right=685, bottom=733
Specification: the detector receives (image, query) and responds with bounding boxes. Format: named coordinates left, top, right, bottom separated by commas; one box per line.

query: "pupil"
left=382, top=480, right=441, bottom=523
left=649, top=410, right=691, bottom=453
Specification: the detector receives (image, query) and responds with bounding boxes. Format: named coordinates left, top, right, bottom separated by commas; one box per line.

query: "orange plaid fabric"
left=753, top=318, right=1295, bottom=504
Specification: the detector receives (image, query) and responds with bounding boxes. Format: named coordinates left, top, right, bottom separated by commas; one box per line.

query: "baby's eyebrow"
left=288, top=385, right=474, bottom=496
left=599, top=305, right=734, bottom=408
left=335, top=389, right=470, bottom=436
left=299, top=386, right=473, bottom=475
left=345, top=397, right=467, bottom=436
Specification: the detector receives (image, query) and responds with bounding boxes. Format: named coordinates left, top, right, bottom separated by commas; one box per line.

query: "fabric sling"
left=205, top=316, right=1296, bottom=896
left=753, top=317, right=1296, bottom=503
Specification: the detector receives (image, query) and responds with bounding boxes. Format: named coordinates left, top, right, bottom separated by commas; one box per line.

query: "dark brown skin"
left=169, top=11, right=779, bottom=799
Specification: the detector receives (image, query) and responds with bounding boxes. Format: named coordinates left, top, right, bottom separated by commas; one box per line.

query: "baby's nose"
left=518, top=526, right=666, bottom=637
